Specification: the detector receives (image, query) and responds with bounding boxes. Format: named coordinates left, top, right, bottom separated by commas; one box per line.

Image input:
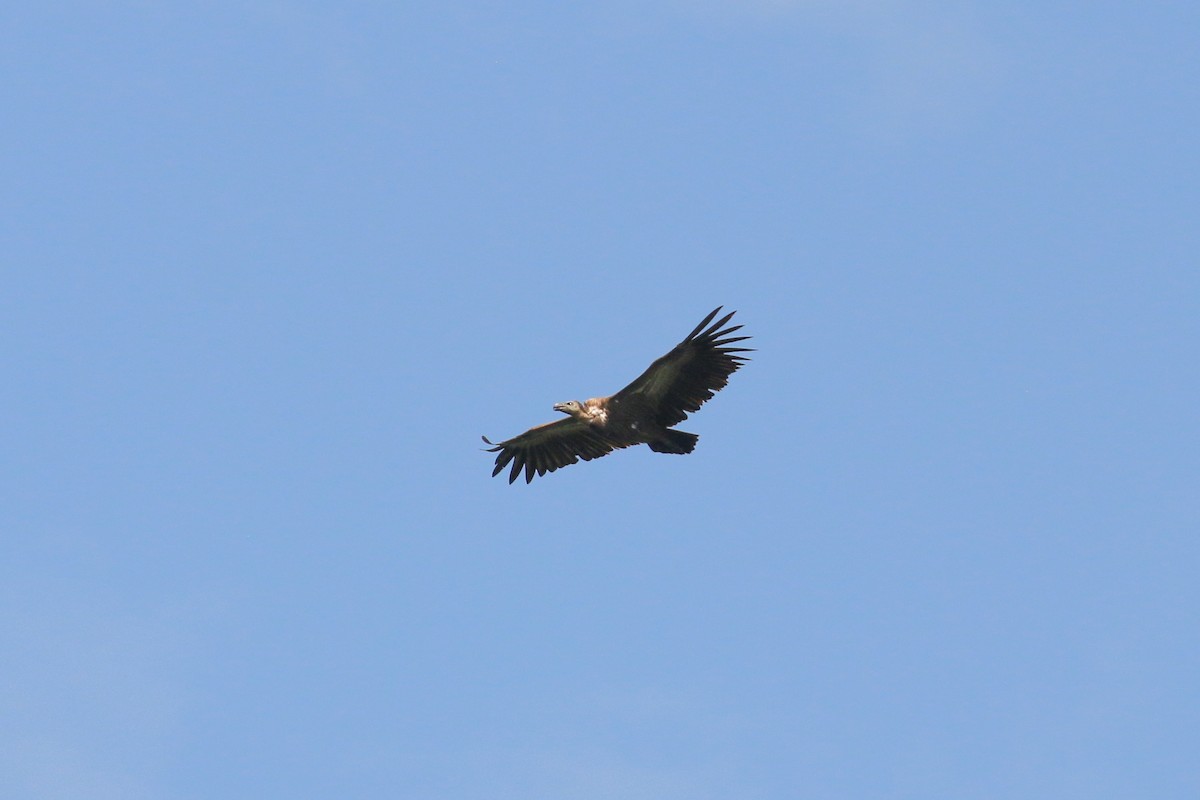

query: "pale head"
left=553, top=400, right=584, bottom=416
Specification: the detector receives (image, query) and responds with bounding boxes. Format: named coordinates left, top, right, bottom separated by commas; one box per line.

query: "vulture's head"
left=553, top=400, right=584, bottom=417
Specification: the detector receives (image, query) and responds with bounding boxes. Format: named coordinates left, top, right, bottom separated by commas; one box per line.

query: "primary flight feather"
left=482, top=306, right=752, bottom=484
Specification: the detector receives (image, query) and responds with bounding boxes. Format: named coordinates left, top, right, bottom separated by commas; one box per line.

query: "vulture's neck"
left=582, top=397, right=609, bottom=424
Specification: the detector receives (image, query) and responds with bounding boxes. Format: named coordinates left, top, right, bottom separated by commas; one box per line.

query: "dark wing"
left=614, top=306, right=752, bottom=427
left=482, top=418, right=620, bottom=484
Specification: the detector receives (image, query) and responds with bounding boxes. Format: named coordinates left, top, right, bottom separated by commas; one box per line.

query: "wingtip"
left=684, top=306, right=725, bottom=341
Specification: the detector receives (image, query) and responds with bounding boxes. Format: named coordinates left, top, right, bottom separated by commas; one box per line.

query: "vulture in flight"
left=483, top=306, right=752, bottom=483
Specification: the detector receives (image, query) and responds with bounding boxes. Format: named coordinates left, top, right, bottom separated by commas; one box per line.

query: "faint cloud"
left=467, top=742, right=722, bottom=800
left=0, top=595, right=200, bottom=800
left=135, top=2, right=374, bottom=98
left=499, top=684, right=739, bottom=799
left=389, top=682, right=744, bottom=798
left=857, top=12, right=1003, bottom=139
left=254, top=2, right=373, bottom=97
left=539, top=749, right=716, bottom=800
left=675, top=0, right=1005, bottom=139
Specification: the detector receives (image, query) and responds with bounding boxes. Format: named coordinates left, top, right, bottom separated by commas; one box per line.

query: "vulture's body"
left=483, top=307, right=751, bottom=483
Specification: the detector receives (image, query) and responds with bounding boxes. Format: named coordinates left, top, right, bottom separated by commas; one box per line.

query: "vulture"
left=483, top=306, right=752, bottom=483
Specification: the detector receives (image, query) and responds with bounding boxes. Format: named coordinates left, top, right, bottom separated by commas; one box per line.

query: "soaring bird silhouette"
left=483, top=307, right=752, bottom=483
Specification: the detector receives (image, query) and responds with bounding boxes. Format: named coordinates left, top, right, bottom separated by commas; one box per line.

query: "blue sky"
left=3, top=2, right=1198, bottom=797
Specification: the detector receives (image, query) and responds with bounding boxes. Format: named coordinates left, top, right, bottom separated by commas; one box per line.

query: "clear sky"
left=3, top=3, right=1198, bottom=798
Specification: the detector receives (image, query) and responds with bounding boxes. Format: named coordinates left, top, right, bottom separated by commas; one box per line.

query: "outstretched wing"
left=614, top=306, right=752, bottom=427
left=482, top=418, right=620, bottom=484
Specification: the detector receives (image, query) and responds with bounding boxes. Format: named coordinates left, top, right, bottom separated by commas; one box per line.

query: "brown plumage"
left=482, top=306, right=752, bottom=483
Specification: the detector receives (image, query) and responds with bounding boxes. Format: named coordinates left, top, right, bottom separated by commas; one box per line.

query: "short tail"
left=648, top=429, right=698, bottom=455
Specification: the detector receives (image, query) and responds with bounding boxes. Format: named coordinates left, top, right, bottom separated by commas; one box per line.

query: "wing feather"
left=482, top=417, right=619, bottom=484
left=614, top=306, right=753, bottom=427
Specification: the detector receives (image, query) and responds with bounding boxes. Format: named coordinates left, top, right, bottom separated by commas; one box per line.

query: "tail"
left=648, top=429, right=698, bottom=455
